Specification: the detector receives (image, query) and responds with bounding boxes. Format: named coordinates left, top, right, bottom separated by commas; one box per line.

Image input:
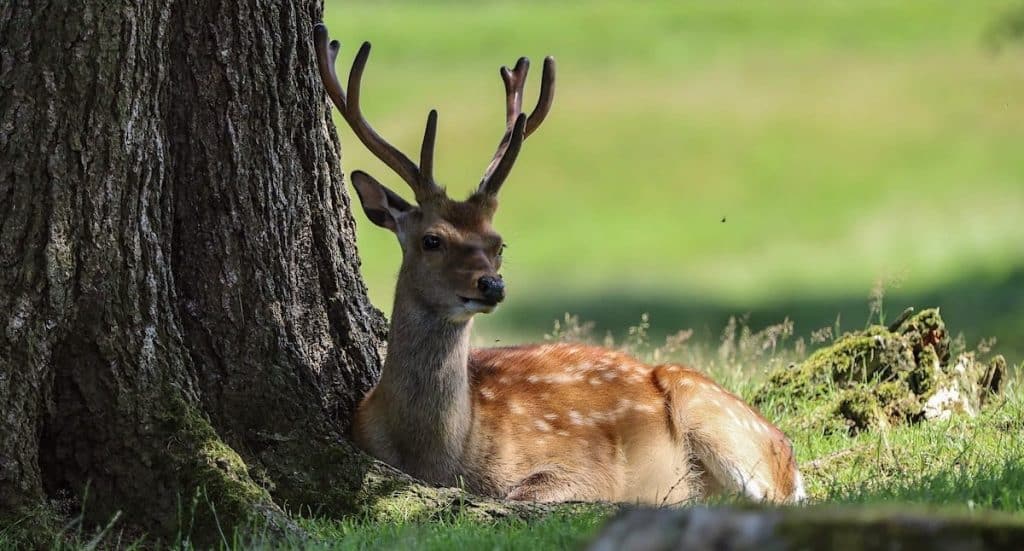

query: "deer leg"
left=506, top=470, right=579, bottom=502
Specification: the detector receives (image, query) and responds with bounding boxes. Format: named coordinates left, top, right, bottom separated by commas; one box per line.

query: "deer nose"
left=476, top=275, right=505, bottom=303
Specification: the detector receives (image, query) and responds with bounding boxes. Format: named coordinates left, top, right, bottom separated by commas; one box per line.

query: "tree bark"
left=1, top=1, right=523, bottom=545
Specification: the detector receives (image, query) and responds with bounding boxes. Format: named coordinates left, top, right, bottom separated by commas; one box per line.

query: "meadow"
left=309, top=0, right=1024, bottom=548
left=14, top=311, right=1020, bottom=550
left=323, top=0, right=1024, bottom=362
left=274, top=309, right=1024, bottom=550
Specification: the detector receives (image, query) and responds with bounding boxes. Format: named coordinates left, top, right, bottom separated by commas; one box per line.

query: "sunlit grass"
left=293, top=508, right=608, bottom=551
left=322, top=0, right=1024, bottom=360
left=293, top=313, right=1024, bottom=549
left=11, top=310, right=1022, bottom=548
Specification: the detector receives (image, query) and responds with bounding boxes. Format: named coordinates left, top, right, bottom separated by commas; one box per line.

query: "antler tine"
left=419, top=109, right=438, bottom=187
left=313, top=24, right=442, bottom=202
left=502, top=57, right=530, bottom=126
left=525, top=56, right=556, bottom=137
left=478, top=114, right=527, bottom=197
left=313, top=25, right=349, bottom=118
left=478, top=54, right=557, bottom=196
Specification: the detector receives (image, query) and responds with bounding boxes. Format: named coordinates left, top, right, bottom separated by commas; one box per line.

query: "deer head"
left=314, top=24, right=555, bottom=322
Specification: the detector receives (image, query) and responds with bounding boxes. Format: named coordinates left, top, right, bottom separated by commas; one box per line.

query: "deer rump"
left=467, top=343, right=799, bottom=503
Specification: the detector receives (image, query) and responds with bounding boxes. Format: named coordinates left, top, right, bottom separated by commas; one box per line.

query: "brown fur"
left=469, top=344, right=801, bottom=502
left=356, top=328, right=804, bottom=503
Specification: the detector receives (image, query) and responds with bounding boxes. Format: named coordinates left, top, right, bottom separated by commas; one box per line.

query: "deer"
left=313, top=24, right=805, bottom=505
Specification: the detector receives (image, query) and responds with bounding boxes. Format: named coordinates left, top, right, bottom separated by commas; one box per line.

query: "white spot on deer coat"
left=569, top=410, right=588, bottom=426
left=633, top=403, right=657, bottom=414
left=569, top=361, right=594, bottom=373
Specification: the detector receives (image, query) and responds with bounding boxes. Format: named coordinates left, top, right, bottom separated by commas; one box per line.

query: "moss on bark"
left=251, top=435, right=545, bottom=525
left=157, top=396, right=299, bottom=543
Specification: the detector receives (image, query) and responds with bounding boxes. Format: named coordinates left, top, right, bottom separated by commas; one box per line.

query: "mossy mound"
left=753, top=308, right=1005, bottom=433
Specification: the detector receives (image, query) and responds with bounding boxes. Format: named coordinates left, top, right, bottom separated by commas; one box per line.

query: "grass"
left=284, top=312, right=1024, bottom=550
left=539, top=307, right=1024, bottom=510
left=14, top=308, right=1021, bottom=549
left=293, top=509, right=608, bottom=551
left=321, top=0, right=1024, bottom=362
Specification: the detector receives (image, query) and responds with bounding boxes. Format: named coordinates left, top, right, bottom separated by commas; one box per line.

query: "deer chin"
left=456, top=296, right=499, bottom=316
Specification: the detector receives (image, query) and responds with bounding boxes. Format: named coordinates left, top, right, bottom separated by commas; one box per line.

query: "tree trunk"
left=0, top=1, right=528, bottom=545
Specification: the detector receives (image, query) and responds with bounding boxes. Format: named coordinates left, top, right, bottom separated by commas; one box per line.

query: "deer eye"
left=422, top=235, right=442, bottom=250
left=498, top=243, right=507, bottom=256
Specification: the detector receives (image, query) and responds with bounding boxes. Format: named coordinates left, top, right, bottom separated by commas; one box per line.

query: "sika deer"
left=313, top=24, right=805, bottom=504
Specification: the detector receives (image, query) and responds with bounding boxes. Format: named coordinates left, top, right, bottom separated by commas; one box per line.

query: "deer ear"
left=350, top=170, right=414, bottom=232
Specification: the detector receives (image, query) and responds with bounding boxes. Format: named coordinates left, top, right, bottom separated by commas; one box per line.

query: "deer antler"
left=313, top=24, right=443, bottom=203
left=477, top=55, right=557, bottom=197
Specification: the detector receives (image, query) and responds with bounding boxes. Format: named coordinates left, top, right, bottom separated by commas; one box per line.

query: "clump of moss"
left=157, top=395, right=287, bottom=543
left=753, top=308, right=1005, bottom=433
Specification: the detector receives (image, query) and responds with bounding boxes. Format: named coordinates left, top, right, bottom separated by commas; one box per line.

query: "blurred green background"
left=323, top=1, right=1024, bottom=362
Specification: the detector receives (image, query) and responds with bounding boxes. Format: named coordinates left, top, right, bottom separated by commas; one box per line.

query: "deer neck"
left=372, top=285, right=474, bottom=483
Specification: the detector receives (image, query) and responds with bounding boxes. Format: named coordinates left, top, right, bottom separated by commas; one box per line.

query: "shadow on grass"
left=482, top=267, right=1024, bottom=364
